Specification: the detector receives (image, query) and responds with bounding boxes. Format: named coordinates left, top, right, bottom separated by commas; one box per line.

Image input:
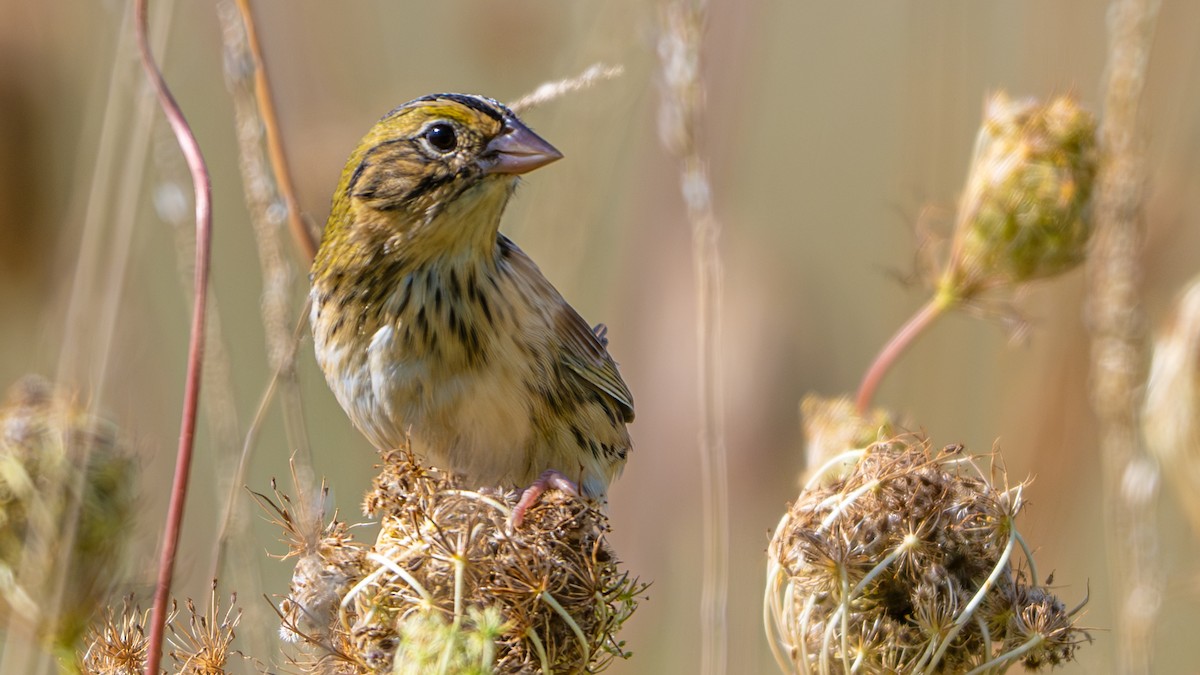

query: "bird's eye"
left=424, top=123, right=458, bottom=153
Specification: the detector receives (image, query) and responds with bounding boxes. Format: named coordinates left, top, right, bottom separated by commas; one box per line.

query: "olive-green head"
left=317, top=94, right=561, bottom=268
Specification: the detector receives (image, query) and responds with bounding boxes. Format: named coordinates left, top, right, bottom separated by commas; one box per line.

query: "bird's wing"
left=556, top=306, right=636, bottom=423
left=499, top=234, right=635, bottom=423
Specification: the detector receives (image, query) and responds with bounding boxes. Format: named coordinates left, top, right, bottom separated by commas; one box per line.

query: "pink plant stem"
left=855, top=295, right=949, bottom=414
left=133, top=1, right=213, bottom=673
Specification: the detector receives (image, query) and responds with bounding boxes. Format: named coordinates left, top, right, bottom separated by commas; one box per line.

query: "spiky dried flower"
left=79, top=596, right=157, bottom=675
left=279, top=449, right=646, bottom=674
left=254, top=478, right=366, bottom=649
left=166, top=581, right=243, bottom=674
left=765, top=436, right=1089, bottom=673
left=942, top=93, right=1097, bottom=300
left=0, top=375, right=136, bottom=650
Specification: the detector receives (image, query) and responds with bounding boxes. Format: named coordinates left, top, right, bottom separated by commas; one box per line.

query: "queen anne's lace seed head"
left=277, top=449, right=646, bottom=674
left=766, top=433, right=1089, bottom=673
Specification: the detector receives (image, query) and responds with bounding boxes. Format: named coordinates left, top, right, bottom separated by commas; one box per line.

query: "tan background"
left=2, top=1, right=1199, bottom=672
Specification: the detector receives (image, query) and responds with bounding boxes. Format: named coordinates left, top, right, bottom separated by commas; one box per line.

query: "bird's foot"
left=510, top=469, right=580, bottom=528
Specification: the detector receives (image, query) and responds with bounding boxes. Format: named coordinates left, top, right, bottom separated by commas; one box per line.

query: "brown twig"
left=231, top=0, right=318, bottom=263
left=1089, top=1, right=1162, bottom=673
left=133, top=1, right=213, bottom=673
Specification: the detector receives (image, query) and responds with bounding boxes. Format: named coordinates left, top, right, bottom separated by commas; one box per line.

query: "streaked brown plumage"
left=310, top=94, right=633, bottom=511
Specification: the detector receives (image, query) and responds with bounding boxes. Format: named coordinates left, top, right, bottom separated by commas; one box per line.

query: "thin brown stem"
left=232, top=0, right=317, bottom=262
left=855, top=295, right=952, bottom=414
left=1089, top=1, right=1161, bottom=673
left=133, top=1, right=213, bottom=673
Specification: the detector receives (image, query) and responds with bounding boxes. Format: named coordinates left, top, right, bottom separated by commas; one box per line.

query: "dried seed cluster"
left=79, top=597, right=154, bottom=675
left=766, top=437, right=1088, bottom=673
left=280, top=449, right=646, bottom=674
left=0, top=375, right=136, bottom=650
left=79, top=584, right=242, bottom=675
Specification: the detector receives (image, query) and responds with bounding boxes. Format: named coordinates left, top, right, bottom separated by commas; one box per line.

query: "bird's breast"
left=310, top=259, right=548, bottom=481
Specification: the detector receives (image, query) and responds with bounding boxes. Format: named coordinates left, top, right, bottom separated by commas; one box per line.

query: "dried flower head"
left=766, top=436, right=1089, bottom=673
left=79, top=596, right=156, bottom=675
left=79, top=584, right=242, bottom=675
left=941, top=93, right=1097, bottom=300
left=0, top=375, right=136, bottom=650
left=254, top=477, right=366, bottom=648
left=279, top=449, right=646, bottom=674
left=166, top=581, right=243, bottom=674
left=1143, top=275, right=1200, bottom=535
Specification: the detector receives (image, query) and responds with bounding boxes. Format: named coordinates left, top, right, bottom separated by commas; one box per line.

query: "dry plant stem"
left=232, top=0, right=317, bottom=262
left=854, top=294, right=952, bottom=413
left=659, top=2, right=729, bottom=672
left=508, top=63, right=625, bottom=114
left=1090, top=0, right=1162, bottom=673
left=133, top=1, right=213, bottom=673
left=212, top=1, right=315, bottom=584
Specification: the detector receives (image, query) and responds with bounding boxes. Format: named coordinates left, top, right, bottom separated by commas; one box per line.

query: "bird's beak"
left=481, top=116, right=562, bottom=176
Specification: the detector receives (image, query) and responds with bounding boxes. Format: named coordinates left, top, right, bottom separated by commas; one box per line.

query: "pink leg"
left=510, top=469, right=580, bottom=527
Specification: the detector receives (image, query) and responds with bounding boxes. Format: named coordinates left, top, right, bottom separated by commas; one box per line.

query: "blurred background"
left=1, top=1, right=1198, bottom=672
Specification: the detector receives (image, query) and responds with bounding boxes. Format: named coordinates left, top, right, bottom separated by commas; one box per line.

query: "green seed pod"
left=942, top=93, right=1098, bottom=299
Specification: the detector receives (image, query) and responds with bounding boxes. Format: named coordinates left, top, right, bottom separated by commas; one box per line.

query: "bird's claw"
left=509, top=469, right=580, bottom=528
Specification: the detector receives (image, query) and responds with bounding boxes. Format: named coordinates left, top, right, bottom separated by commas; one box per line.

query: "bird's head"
left=320, top=94, right=561, bottom=263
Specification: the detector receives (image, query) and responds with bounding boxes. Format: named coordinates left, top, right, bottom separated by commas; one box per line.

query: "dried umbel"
left=280, top=450, right=646, bottom=674
left=765, top=437, right=1088, bottom=673
left=0, top=375, right=136, bottom=651
left=942, top=93, right=1097, bottom=300
left=79, top=596, right=155, bottom=675
left=79, top=584, right=243, bottom=675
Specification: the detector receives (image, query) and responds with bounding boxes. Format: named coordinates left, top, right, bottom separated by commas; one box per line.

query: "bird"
left=309, top=93, right=634, bottom=523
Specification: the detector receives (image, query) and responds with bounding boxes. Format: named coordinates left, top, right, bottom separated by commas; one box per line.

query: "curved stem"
left=855, top=294, right=952, bottom=413
left=134, top=1, right=213, bottom=673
